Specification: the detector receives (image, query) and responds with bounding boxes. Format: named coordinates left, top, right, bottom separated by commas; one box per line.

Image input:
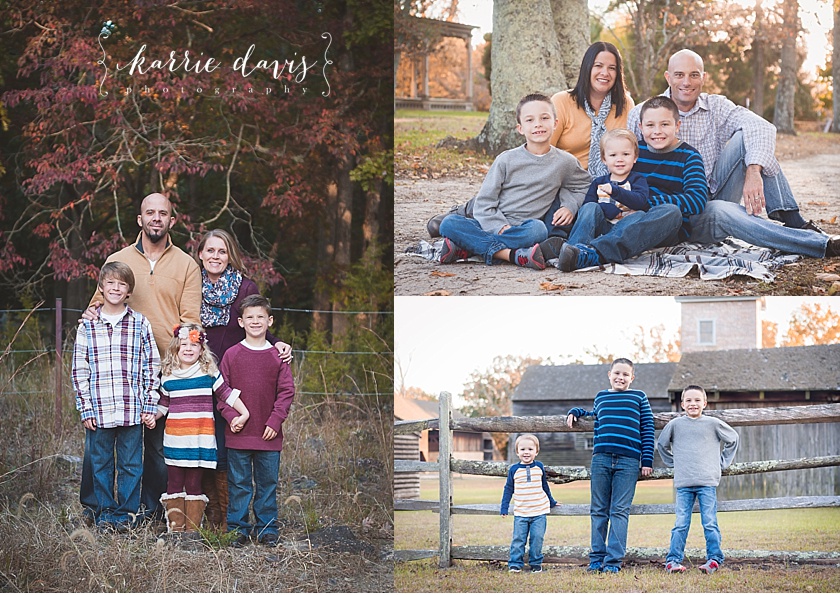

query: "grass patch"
left=395, top=109, right=492, bottom=179
left=396, top=474, right=840, bottom=591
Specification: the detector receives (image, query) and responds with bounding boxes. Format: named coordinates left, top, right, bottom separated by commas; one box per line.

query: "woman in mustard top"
left=550, top=42, right=634, bottom=177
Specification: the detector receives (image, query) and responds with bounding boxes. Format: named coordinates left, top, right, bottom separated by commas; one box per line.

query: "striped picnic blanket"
left=404, top=238, right=801, bottom=282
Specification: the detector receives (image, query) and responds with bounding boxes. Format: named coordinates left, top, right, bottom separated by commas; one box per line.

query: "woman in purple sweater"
left=197, top=229, right=292, bottom=529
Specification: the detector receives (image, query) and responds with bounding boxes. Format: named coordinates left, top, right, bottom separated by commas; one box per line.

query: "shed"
left=511, top=363, right=677, bottom=466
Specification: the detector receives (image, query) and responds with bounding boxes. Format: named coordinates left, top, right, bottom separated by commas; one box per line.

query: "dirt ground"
left=395, top=136, right=840, bottom=296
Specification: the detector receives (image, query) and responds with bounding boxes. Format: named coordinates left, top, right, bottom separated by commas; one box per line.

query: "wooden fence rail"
left=394, top=392, right=840, bottom=568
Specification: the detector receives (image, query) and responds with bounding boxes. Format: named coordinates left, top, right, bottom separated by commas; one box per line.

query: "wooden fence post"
left=439, top=391, right=452, bottom=568
left=54, top=298, right=62, bottom=436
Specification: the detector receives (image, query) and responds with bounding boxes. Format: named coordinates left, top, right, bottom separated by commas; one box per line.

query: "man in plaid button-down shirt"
left=628, top=50, right=839, bottom=259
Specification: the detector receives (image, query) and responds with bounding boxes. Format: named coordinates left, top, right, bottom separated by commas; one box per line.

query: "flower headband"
left=173, top=325, right=206, bottom=344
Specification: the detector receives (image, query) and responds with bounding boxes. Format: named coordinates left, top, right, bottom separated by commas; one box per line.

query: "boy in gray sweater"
left=657, top=385, right=739, bottom=575
left=437, top=93, right=591, bottom=270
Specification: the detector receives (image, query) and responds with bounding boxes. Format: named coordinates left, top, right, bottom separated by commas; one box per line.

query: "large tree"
left=833, top=0, right=840, bottom=132
left=472, top=0, right=586, bottom=154
left=773, top=0, right=799, bottom=133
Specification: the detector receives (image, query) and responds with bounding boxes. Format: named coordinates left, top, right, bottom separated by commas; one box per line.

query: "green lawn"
left=396, top=474, right=840, bottom=591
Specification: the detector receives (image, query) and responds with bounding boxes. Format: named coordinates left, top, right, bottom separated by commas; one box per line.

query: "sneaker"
left=513, top=243, right=546, bottom=270
left=539, top=236, right=566, bottom=261
left=259, top=533, right=279, bottom=547
left=558, top=243, right=600, bottom=272
left=231, top=532, right=250, bottom=548
left=586, top=562, right=602, bottom=573
left=665, top=561, right=686, bottom=573
left=529, top=565, right=543, bottom=573
left=427, top=212, right=449, bottom=238
left=508, top=566, right=522, bottom=573
left=698, top=559, right=719, bottom=574
left=602, top=565, right=621, bottom=574
left=439, top=238, right=469, bottom=264
left=825, top=236, right=840, bottom=258
left=799, top=219, right=826, bottom=234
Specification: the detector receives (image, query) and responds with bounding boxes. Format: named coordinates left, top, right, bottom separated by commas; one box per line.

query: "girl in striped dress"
left=156, top=323, right=249, bottom=533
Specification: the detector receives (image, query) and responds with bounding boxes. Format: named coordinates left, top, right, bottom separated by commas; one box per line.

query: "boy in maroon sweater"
left=218, top=294, right=295, bottom=547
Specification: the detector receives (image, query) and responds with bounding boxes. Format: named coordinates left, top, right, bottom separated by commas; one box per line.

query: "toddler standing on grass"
left=500, top=433, right=557, bottom=573
left=657, top=385, right=739, bottom=575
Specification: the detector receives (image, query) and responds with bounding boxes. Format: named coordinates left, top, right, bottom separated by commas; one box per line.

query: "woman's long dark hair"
left=571, top=41, right=628, bottom=117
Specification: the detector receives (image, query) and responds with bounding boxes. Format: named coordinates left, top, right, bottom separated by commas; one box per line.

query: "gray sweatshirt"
left=472, top=144, right=591, bottom=234
left=656, top=415, right=740, bottom=489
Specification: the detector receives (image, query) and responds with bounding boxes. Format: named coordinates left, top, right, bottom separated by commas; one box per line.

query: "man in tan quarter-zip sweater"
left=81, top=192, right=201, bottom=524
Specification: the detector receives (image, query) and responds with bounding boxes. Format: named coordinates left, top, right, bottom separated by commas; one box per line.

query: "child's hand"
left=597, top=183, right=612, bottom=196
left=82, top=418, right=97, bottom=431
left=262, top=426, right=278, bottom=441
left=230, top=416, right=246, bottom=433
left=641, top=466, right=653, bottom=477
left=551, top=206, right=573, bottom=226
left=79, top=302, right=100, bottom=323
left=141, top=413, right=156, bottom=429
left=565, top=413, right=576, bottom=428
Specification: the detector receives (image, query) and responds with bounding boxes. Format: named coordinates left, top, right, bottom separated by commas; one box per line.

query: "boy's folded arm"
left=472, top=159, right=510, bottom=234
left=610, top=178, right=650, bottom=212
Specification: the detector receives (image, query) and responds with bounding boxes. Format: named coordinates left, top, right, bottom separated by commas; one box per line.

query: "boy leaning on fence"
left=500, top=433, right=557, bottom=573
left=657, top=385, right=739, bottom=575
left=71, top=262, right=160, bottom=531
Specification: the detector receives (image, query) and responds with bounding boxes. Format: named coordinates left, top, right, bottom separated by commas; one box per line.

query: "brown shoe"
left=826, top=236, right=840, bottom=258
left=184, top=495, right=208, bottom=532
left=800, top=219, right=827, bottom=235
left=202, top=469, right=222, bottom=530
left=214, top=471, right=229, bottom=532
left=160, top=493, right=187, bottom=533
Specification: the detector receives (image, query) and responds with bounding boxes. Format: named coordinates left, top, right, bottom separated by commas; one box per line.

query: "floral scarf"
left=201, top=266, right=243, bottom=328
left=584, top=93, right=612, bottom=178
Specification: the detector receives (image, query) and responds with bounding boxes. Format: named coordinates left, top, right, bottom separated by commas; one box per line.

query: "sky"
left=394, top=296, right=838, bottom=401
left=455, top=0, right=833, bottom=76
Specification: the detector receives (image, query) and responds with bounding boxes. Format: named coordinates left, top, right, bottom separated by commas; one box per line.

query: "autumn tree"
left=833, top=0, right=840, bottom=132
left=779, top=303, right=840, bottom=346
left=460, top=354, right=543, bottom=454
left=762, top=319, right=778, bottom=348
left=773, top=0, right=799, bottom=133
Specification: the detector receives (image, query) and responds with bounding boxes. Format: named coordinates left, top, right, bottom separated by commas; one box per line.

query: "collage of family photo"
left=0, top=0, right=838, bottom=593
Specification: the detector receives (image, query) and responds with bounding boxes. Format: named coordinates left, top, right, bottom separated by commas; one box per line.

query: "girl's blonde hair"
left=160, top=323, right=218, bottom=376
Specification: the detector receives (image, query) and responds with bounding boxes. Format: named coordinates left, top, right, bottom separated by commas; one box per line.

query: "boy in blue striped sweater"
left=557, top=95, right=708, bottom=271
left=565, top=358, right=654, bottom=573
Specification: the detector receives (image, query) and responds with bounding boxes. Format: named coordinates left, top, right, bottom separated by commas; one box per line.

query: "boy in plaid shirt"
left=72, top=262, right=160, bottom=531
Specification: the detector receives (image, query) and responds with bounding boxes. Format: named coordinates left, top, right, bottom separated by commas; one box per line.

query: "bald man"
left=81, top=192, right=201, bottom=525
left=626, top=49, right=839, bottom=259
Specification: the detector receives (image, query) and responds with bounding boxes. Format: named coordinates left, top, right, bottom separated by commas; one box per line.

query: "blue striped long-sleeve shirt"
left=634, top=140, right=708, bottom=240
left=568, top=389, right=655, bottom=468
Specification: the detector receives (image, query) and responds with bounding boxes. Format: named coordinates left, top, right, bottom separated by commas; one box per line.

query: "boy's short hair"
left=515, top=93, right=555, bottom=124
left=600, top=128, right=639, bottom=159
left=640, top=95, right=680, bottom=123
left=98, top=261, right=135, bottom=294
left=610, top=357, right=634, bottom=370
left=515, top=433, right=540, bottom=453
left=681, top=385, right=707, bottom=401
left=239, top=293, right=272, bottom=316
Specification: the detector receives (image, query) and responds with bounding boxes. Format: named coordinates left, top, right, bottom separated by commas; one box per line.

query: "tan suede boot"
left=202, top=469, right=222, bottom=530
left=184, top=494, right=209, bottom=532
left=159, top=493, right=187, bottom=533
left=214, top=471, right=229, bottom=532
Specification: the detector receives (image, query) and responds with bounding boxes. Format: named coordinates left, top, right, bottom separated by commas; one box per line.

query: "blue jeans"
left=688, top=201, right=827, bottom=258
left=542, top=194, right=573, bottom=239
left=87, top=425, right=143, bottom=526
left=589, top=453, right=640, bottom=568
left=569, top=202, right=683, bottom=263
left=710, top=130, right=800, bottom=217
left=227, top=449, right=281, bottom=538
left=508, top=514, right=546, bottom=569
left=667, top=486, right=724, bottom=564
left=439, top=215, right=547, bottom=265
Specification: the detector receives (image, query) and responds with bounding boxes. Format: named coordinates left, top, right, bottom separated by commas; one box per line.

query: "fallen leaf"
left=539, top=281, right=566, bottom=292
left=815, top=273, right=840, bottom=282
left=829, top=281, right=840, bottom=296
left=824, top=263, right=839, bottom=272
left=829, top=216, right=837, bottom=224
left=431, top=271, right=456, bottom=277
left=806, top=201, right=829, bottom=206
left=424, top=289, right=451, bottom=296
left=811, top=286, right=827, bottom=294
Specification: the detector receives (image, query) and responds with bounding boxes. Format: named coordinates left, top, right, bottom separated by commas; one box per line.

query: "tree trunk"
left=550, top=0, right=589, bottom=89
left=751, top=0, right=765, bottom=116
left=833, top=0, right=840, bottom=132
left=331, top=154, right=353, bottom=338
left=473, top=0, right=570, bottom=155
left=773, top=0, right=798, bottom=134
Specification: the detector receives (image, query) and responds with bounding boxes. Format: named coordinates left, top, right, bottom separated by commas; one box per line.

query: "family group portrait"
left=0, top=0, right=393, bottom=592
left=395, top=0, right=840, bottom=296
